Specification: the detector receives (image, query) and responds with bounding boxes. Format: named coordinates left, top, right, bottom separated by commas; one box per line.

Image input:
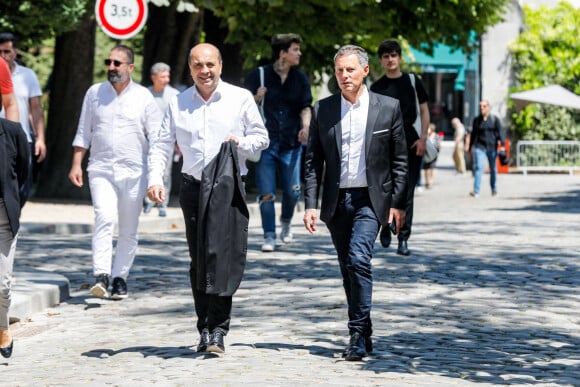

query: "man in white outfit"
left=68, top=45, right=162, bottom=300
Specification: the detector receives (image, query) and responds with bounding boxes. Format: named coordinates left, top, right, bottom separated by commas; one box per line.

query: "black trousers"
left=179, top=174, right=232, bottom=334
left=398, top=148, right=422, bottom=241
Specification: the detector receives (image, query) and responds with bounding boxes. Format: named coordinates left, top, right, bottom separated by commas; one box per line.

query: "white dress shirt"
left=0, top=63, right=42, bottom=142
left=72, top=80, right=162, bottom=179
left=339, top=87, right=369, bottom=188
left=148, top=79, right=269, bottom=187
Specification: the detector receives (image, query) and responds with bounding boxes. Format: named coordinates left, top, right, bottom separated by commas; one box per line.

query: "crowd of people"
left=0, top=33, right=508, bottom=362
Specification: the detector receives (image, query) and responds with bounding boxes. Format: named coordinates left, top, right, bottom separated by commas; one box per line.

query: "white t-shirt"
left=0, top=63, right=43, bottom=142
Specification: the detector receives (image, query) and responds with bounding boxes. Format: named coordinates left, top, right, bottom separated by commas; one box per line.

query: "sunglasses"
left=0, top=49, right=13, bottom=55
left=104, top=59, right=128, bottom=67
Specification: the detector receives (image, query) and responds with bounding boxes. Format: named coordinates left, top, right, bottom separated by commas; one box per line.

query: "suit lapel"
left=365, top=93, right=380, bottom=157
left=327, top=94, right=342, bottom=156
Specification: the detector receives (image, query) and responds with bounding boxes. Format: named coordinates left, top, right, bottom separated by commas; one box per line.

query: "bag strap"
left=258, top=66, right=266, bottom=121
left=409, top=73, right=422, bottom=138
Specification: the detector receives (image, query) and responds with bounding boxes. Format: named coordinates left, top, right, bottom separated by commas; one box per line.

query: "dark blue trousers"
left=326, top=187, right=380, bottom=337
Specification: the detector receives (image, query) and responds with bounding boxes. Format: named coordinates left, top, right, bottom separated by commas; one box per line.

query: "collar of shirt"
left=106, top=78, right=138, bottom=96
left=339, top=86, right=369, bottom=188
left=192, top=79, right=224, bottom=104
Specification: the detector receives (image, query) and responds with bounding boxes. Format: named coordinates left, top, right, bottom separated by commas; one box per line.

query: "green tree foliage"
left=0, top=0, right=89, bottom=46
left=1, top=0, right=513, bottom=199
left=204, top=0, right=510, bottom=78
left=509, top=2, right=580, bottom=141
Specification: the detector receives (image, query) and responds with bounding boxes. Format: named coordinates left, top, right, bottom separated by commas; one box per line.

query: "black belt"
left=182, top=173, right=201, bottom=184
left=339, top=186, right=367, bottom=192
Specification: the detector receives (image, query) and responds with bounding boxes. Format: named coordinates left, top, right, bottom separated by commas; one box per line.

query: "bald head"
left=188, top=43, right=223, bottom=100
left=189, top=43, right=222, bottom=66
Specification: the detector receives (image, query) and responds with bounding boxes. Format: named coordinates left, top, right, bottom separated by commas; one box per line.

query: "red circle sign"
left=96, top=0, right=148, bottom=40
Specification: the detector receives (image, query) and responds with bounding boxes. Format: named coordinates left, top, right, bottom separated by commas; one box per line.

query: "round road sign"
left=95, top=0, right=148, bottom=40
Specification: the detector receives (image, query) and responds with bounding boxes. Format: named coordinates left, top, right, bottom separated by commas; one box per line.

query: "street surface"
left=3, top=143, right=579, bottom=386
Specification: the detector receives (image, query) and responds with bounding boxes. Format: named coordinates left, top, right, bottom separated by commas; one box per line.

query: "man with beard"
left=69, top=45, right=162, bottom=300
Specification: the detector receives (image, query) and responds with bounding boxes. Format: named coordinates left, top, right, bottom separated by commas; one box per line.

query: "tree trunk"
left=35, top=8, right=95, bottom=200
left=142, top=4, right=202, bottom=89
left=203, top=10, right=244, bottom=86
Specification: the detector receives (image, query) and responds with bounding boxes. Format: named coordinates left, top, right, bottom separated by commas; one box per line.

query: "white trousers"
left=0, top=199, right=17, bottom=330
left=89, top=171, right=146, bottom=280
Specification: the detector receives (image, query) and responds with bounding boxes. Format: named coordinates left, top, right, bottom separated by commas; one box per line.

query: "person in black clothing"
left=243, top=33, right=312, bottom=253
left=0, top=115, right=30, bottom=359
left=467, top=99, right=506, bottom=197
left=370, top=39, right=430, bottom=256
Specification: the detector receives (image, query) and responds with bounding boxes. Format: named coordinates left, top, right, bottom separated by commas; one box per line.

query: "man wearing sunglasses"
left=69, top=45, right=162, bottom=301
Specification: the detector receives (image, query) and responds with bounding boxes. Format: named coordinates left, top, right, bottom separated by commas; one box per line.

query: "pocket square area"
left=373, top=129, right=390, bottom=134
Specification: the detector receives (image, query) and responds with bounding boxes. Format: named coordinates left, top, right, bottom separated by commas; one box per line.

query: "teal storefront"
left=407, top=44, right=479, bottom=137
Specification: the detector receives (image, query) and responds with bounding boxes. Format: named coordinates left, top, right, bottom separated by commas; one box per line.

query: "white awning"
left=510, top=85, right=580, bottom=111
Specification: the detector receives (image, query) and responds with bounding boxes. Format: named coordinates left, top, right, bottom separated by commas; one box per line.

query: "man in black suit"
left=0, top=116, right=30, bottom=358
left=303, top=45, right=408, bottom=361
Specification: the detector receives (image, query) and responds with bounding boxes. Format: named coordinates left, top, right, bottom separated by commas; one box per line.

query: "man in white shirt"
left=0, top=32, right=46, bottom=199
left=147, top=43, right=268, bottom=354
left=68, top=45, right=162, bottom=301
left=144, top=62, right=180, bottom=217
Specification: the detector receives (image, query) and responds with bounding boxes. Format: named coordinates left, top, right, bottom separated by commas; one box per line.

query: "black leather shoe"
left=379, top=226, right=392, bottom=248
left=90, top=274, right=110, bottom=299
left=342, top=332, right=367, bottom=361
left=397, top=240, right=410, bottom=256
left=206, top=329, right=225, bottom=353
left=1, top=340, right=13, bottom=358
left=365, top=336, right=373, bottom=353
left=196, top=328, right=210, bottom=352
left=110, top=277, right=128, bottom=300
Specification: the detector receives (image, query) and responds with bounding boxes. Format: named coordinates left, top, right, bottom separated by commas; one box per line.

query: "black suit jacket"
left=304, top=91, right=408, bottom=226
left=0, top=118, right=29, bottom=236
left=197, top=141, right=249, bottom=296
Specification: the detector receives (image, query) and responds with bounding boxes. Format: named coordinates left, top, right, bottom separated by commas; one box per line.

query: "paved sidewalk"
left=3, top=142, right=580, bottom=385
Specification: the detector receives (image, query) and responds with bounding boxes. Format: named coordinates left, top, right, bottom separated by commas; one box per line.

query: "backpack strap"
left=258, top=66, right=266, bottom=124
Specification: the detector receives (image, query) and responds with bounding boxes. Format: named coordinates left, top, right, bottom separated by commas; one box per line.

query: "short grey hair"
left=334, top=45, right=368, bottom=67
left=150, top=62, right=171, bottom=75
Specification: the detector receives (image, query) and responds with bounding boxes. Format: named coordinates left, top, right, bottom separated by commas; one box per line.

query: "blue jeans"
left=326, top=188, right=380, bottom=337
left=473, top=147, right=498, bottom=194
left=255, top=143, right=302, bottom=239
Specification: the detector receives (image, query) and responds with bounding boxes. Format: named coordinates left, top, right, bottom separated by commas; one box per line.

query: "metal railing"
left=516, top=140, right=580, bottom=175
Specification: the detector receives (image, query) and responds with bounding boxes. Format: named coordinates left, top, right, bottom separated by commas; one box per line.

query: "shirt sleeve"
left=237, top=90, right=269, bottom=157
left=0, top=58, right=14, bottom=94
left=26, top=68, right=43, bottom=98
left=142, top=93, right=163, bottom=142
left=72, top=88, right=94, bottom=149
left=414, top=75, right=429, bottom=105
left=495, top=115, right=506, bottom=146
left=299, top=72, right=313, bottom=110
left=148, top=100, right=176, bottom=188
left=242, top=67, right=260, bottom=94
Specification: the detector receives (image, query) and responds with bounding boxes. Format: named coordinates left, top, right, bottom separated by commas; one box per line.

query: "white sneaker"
left=261, top=237, right=276, bottom=252
left=280, top=222, right=293, bottom=244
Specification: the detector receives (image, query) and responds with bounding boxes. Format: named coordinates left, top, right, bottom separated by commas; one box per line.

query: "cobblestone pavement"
left=3, top=144, right=580, bottom=386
